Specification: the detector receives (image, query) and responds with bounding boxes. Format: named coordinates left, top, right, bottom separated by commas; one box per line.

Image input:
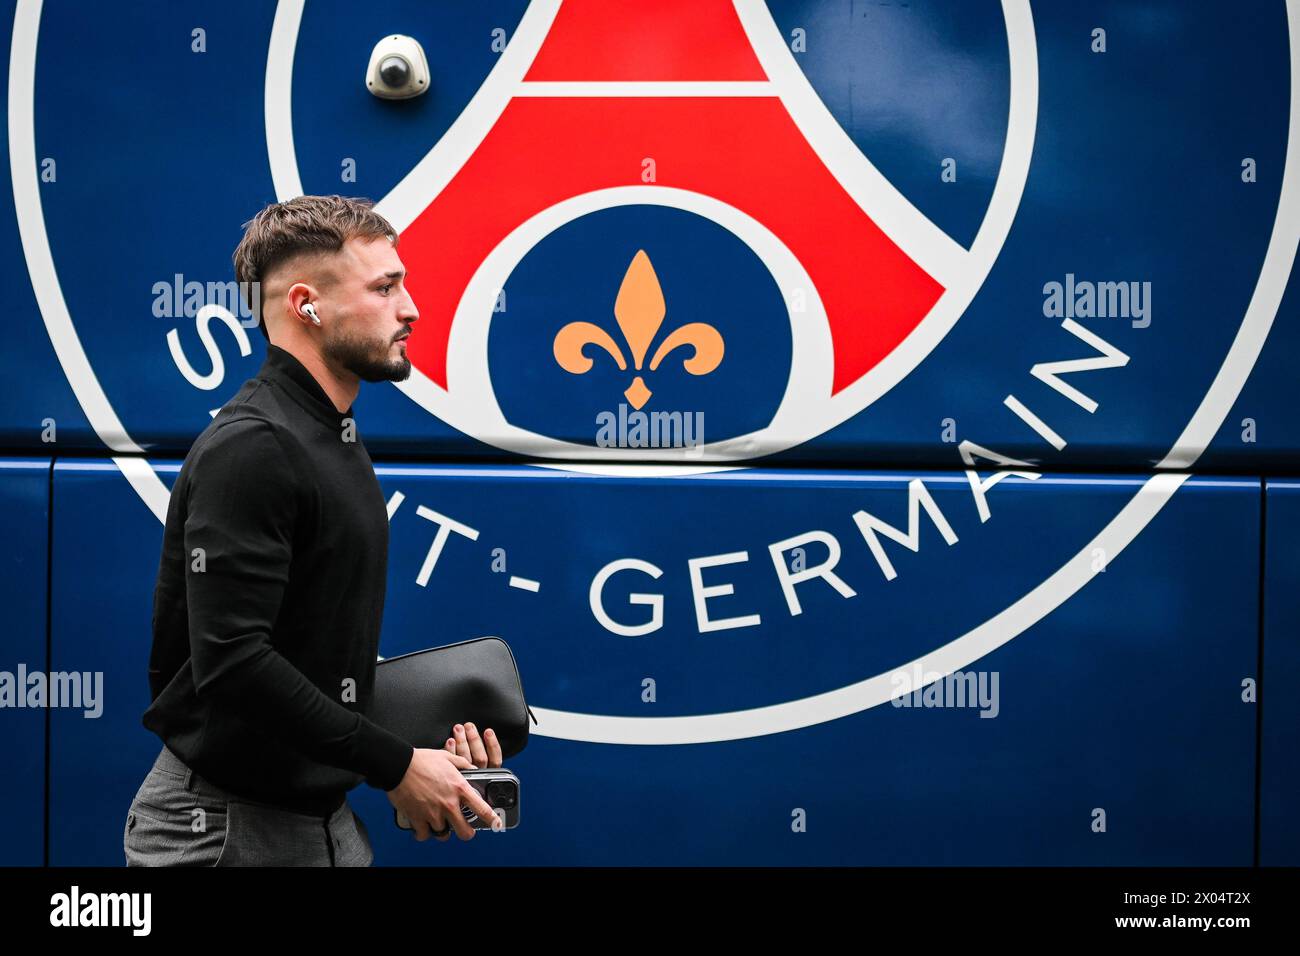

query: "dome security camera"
left=365, top=34, right=430, bottom=100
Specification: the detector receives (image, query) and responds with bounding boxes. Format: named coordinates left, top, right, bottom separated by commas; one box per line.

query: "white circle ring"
left=10, top=0, right=1299, bottom=744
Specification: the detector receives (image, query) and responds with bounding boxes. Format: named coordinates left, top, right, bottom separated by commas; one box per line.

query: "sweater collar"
left=261, top=344, right=353, bottom=428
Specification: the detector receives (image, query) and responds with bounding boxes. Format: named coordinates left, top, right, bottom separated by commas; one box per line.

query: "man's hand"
left=443, top=721, right=503, bottom=771
left=386, top=747, right=501, bottom=842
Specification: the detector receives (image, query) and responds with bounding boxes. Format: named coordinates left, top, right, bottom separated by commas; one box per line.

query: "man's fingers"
left=445, top=751, right=474, bottom=770
left=460, top=782, right=500, bottom=830
left=445, top=801, right=476, bottom=841
left=484, top=728, right=503, bottom=768
left=449, top=733, right=475, bottom=770
left=429, top=810, right=451, bottom=842
left=463, top=722, right=489, bottom=768
left=452, top=723, right=470, bottom=761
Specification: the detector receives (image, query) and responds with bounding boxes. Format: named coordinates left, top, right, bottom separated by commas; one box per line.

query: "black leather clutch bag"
left=369, top=637, right=536, bottom=758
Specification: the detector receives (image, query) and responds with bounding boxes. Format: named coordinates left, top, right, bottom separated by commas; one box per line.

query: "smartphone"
left=394, top=767, right=520, bottom=832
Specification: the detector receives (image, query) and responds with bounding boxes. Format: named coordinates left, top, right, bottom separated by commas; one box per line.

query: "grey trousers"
left=123, top=745, right=373, bottom=867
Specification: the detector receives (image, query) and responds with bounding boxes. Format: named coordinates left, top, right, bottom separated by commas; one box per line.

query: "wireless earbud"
left=302, top=302, right=321, bottom=326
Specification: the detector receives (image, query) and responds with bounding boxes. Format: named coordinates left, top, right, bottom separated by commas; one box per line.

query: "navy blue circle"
left=487, top=205, right=792, bottom=446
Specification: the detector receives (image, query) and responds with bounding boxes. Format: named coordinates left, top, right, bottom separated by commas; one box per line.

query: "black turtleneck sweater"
left=143, top=344, right=414, bottom=816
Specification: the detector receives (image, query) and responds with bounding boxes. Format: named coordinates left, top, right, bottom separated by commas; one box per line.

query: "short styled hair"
left=232, top=194, right=398, bottom=339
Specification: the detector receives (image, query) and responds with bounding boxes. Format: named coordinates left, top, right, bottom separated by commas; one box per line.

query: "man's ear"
left=286, top=282, right=320, bottom=325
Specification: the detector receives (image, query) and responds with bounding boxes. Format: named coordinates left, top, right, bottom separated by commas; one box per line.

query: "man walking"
left=125, top=194, right=501, bottom=866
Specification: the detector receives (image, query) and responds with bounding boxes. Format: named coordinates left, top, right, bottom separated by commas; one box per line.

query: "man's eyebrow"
left=369, top=270, right=405, bottom=283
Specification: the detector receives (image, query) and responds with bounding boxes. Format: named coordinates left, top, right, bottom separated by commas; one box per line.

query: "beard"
left=322, top=327, right=411, bottom=382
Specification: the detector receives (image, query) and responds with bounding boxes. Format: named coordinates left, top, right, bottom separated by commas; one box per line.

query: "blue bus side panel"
left=48, top=461, right=1257, bottom=865
left=0, top=460, right=50, bottom=866
left=0, top=0, right=1295, bottom=470
left=1262, top=480, right=1300, bottom=866
left=47, top=462, right=169, bottom=865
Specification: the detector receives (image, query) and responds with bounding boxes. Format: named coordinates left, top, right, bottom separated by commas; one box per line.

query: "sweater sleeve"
left=182, top=418, right=414, bottom=792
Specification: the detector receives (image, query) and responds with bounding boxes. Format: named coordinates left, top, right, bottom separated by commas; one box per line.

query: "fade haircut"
left=232, top=194, right=398, bottom=339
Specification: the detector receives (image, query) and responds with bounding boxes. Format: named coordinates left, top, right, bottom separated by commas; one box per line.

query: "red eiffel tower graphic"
left=396, top=0, right=946, bottom=397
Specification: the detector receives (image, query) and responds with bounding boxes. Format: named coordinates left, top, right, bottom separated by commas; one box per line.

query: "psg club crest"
left=11, top=0, right=1298, bottom=742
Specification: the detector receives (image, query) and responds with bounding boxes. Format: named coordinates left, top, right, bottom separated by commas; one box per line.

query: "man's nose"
left=400, top=289, right=419, bottom=324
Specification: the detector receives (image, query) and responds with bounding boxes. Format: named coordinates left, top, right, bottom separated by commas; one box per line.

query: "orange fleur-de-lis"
left=552, top=250, right=724, bottom=409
